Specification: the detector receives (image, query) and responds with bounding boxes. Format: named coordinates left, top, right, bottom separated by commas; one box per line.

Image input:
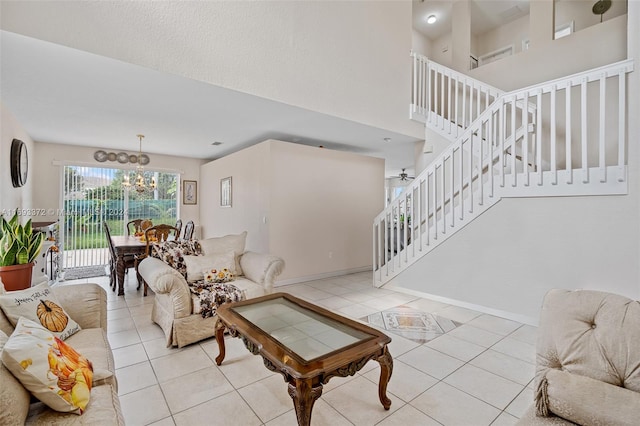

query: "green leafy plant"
left=0, top=213, right=44, bottom=266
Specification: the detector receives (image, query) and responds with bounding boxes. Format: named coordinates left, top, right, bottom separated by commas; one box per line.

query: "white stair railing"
left=410, top=52, right=503, bottom=140
left=376, top=59, right=633, bottom=286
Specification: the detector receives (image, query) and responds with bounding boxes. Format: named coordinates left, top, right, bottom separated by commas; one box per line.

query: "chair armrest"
left=240, top=251, right=285, bottom=294
left=138, top=257, right=192, bottom=318
left=53, top=283, right=107, bottom=332
left=536, top=368, right=640, bottom=425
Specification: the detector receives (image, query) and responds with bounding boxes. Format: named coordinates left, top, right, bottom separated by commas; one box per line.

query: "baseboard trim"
left=275, top=266, right=372, bottom=287
left=384, top=285, right=539, bottom=326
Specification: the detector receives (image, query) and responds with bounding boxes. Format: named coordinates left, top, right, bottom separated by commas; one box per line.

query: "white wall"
left=470, top=13, right=626, bottom=90
left=0, top=1, right=422, bottom=140
left=0, top=102, right=35, bottom=215
left=555, top=0, right=627, bottom=34
left=199, top=142, right=271, bottom=254
left=474, top=14, right=530, bottom=59
left=200, top=140, right=385, bottom=283
left=412, top=29, right=432, bottom=57
left=32, top=142, right=204, bottom=224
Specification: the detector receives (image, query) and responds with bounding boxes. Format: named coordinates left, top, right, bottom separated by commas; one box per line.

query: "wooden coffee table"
left=214, top=292, right=393, bottom=426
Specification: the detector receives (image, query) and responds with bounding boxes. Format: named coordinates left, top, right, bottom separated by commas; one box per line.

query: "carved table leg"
left=214, top=318, right=226, bottom=366
left=116, top=252, right=126, bottom=296
left=377, top=345, right=393, bottom=410
left=288, top=379, right=322, bottom=426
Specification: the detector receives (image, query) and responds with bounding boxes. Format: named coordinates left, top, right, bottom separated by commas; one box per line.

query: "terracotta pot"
left=0, top=263, right=34, bottom=291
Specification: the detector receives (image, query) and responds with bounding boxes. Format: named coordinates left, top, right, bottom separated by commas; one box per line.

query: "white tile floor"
left=58, top=271, right=536, bottom=426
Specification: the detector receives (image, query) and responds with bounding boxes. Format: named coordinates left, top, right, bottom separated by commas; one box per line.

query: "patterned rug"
left=62, top=265, right=108, bottom=281
left=364, top=306, right=460, bottom=344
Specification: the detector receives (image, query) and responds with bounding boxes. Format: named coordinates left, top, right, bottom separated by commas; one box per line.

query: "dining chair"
left=126, top=219, right=144, bottom=235
left=136, top=224, right=180, bottom=296
left=175, top=219, right=183, bottom=239
left=182, top=220, right=195, bottom=241
left=104, top=221, right=136, bottom=292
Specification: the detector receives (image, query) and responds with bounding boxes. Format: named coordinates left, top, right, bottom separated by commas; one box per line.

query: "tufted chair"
left=517, top=289, right=640, bottom=425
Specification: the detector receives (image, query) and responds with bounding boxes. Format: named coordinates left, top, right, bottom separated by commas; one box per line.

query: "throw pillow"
left=150, top=240, right=202, bottom=278
left=0, top=282, right=81, bottom=340
left=183, top=251, right=236, bottom=283
left=203, top=267, right=234, bottom=284
left=199, top=231, right=247, bottom=276
left=1, top=317, right=93, bottom=415
left=0, top=329, right=31, bottom=425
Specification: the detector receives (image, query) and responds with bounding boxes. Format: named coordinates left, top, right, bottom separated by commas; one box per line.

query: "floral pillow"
left=203, top=268, right=234, bottom=284
left=151, top=240, right=202, bottom=278
left=1, top=317, right=93, bottom=414
left=183, top=251, right=236, bottom=283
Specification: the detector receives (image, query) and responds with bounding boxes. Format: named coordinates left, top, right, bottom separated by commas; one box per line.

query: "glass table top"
left=232, top=297, right=372, bottom=361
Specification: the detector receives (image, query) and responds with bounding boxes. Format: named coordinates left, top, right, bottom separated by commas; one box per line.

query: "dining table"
left=110, top=235, right=147, bottom=296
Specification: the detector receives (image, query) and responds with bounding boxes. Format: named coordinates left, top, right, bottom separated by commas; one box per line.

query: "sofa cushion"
left=1, top=317, right=93, bottom=415
left=0, top=329, right=30, bottom=425
left=151, top=240, right=202, bottom=278
left=64, top=328, right=116, bottom=389
left=25, top=383, right=124, bottom=425
left=540, top=368, right=640, bottom=425
left=0, top=282, right=81, bottom=340
left=232, top=277, right=268, bottom=300
left=199, top=231, right=247, bottom=276
left=183, top=251, right=236, bottom=283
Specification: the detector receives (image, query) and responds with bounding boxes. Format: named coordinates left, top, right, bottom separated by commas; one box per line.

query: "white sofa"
left=137, top=233, right=284, bottom=348
left=0, top=284, right=124, bottom=425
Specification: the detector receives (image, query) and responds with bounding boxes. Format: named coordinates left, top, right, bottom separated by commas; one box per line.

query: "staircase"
left=373, top=57, right=634, bottom=287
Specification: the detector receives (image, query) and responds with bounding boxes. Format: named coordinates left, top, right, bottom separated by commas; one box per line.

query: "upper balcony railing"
left=410, top=52, right=503, bottom=141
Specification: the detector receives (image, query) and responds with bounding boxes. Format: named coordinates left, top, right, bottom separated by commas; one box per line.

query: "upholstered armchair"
left=517, top=289, right=640, bottom=425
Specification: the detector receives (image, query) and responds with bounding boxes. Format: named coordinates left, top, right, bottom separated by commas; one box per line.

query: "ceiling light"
left=211, top=141, right=223, bottom=146
left=384, top=137, right=392, bottom=142
left=426, top=15, right=437, bottom=24
left=122, top=134, right=156, bottom=193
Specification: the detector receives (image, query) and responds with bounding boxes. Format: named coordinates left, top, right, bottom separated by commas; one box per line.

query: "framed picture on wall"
left=220, top=176, right=232, bottom=207
left=183, top=180, right=197, bottom=205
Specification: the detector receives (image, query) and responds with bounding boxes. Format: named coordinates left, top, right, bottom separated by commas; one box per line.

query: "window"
left=555, top=21, right=574, bottom=39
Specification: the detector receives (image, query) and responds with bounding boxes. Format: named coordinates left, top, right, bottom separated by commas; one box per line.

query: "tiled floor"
left=59, top=272, right=536, bottom=426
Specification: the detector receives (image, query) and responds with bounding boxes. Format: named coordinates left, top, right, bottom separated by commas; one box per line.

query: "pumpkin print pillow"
left=0, top=282, right=81, bottom=340
left=1, top=317, right=93, bottom=414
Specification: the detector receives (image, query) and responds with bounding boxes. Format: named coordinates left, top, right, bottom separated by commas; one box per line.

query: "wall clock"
left=10, top=139, right=28, bottom=188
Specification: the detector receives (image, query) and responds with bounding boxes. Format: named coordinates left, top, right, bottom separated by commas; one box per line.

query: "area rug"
left=363, top=306, right=459, bottom=344
left=62, top=265, right=108, bottom=281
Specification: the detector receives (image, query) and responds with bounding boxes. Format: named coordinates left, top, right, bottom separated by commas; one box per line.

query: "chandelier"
left=122, top=134, right=156, bottom=193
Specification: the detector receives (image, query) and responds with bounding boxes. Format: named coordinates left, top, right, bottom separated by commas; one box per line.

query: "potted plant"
left=0, top=213, right=44, bottom=291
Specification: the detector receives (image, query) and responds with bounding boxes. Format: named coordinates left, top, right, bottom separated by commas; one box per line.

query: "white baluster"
left=523, top=92, right=530, bottom=186
left=618, top=70, right=626, bottom=182
left=566, top=81, right=573, bottom=184
left=537, top=90, right=543, bottom=186
left=511, top=97, right=517, bottom=187
left=599, top=73, right=606, bottom=183
left=551, top=85, right=557, bottom=185
left=581, top=78, right=589, bottom=183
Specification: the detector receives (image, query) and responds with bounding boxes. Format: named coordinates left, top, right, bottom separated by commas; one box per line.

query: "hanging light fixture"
left=122, top=134, right=156, bottom=193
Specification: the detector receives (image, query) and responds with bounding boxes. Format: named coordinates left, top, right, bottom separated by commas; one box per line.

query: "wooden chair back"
left=127, top=219, right=153, bottom=235
left=144, top=224, right=180, bottom=256
left=183, top=220, right=195, bottom=240
left=103, top=221, right=116, bottom=258
left=127, top=219, right=142, bottom=235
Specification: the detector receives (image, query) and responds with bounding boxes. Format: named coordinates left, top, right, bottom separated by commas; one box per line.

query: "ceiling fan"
left=399, top=169, right=415, bottom=181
